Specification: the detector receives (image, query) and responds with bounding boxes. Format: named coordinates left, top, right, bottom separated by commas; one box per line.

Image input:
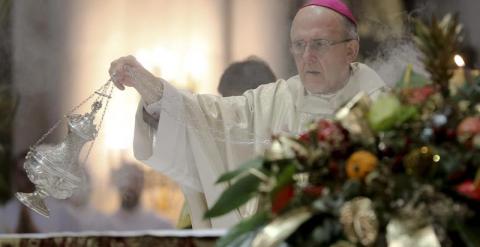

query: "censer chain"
left=30, top=78, right=114, bottom=150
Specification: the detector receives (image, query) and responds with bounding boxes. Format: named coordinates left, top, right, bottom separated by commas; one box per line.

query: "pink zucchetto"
left=302, top=0, right=357, bottom=26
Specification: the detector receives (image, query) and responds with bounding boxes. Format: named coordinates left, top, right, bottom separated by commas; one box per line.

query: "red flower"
left=303, top=185, right=324, bottom=197
left=316, top=120, right=347, bottom=148
left=446, top=128, right=457, bottom=140
left=456, top=180, right=480, bottom=201
left=404, top=85, right=436, bottom=104
left=272, top=184, right=295, bottom=214
left=299, top=133, right=311, bottom=143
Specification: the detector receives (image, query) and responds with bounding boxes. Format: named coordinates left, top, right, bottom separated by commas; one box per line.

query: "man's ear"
left=346, top=40, right=359, bottom=62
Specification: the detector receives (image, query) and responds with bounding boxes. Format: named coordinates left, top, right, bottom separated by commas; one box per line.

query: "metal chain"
left=81, top=82, right=114, bottom=165
left=125, top=67, right=272, bottom=145
left=31, top=78, right=113, bottom=149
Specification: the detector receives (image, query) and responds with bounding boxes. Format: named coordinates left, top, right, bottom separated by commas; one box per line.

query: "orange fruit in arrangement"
left=346, top=150, right=379, bottom=179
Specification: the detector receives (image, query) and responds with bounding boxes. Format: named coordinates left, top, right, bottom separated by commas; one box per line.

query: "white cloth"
left=133, top=63, right=386, bottom=229
left=107, top=208, right=173, bottom=231
left=0, top=199, right=80, bottom=233
left=65, top=205, right=113, bottom=232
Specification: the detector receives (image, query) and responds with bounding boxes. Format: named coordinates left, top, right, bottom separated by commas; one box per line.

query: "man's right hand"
left=109, top=55, right=164, bottom=104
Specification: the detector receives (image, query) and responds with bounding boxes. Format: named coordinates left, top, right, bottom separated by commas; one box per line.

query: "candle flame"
left=454, top=54, right=465, bottom=67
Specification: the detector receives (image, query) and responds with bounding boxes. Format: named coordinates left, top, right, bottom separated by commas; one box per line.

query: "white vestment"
left=107, top=207, right=173, bottom=231
left=0, top=199, right=80, bottom=233
left=133, top=63, right=386, bottom=229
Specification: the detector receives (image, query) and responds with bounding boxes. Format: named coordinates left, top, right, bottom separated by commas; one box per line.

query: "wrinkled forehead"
left=290, top=6, right=345, bottom=40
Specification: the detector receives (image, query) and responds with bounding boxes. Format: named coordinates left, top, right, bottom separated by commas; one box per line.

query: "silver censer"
left=16, top=82, right=113, bottom=217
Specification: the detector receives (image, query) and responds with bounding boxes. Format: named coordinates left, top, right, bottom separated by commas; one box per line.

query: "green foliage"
left=456, top=221, right=480, bottom=247
left=208, top=13, right=479, bottom=247
left=413, top=14, right=463, bottom=97
left=368, top=94, right=418, bottom=132
left=215, top=211, right=270, bottom=247
left=215, top=157, right=263, bottom=183
left=205, top=172, right=264, bottom=218
left=270, top=163, right=296, bottom=198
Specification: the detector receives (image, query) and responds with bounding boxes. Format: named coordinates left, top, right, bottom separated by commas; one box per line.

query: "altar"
left=0, top=229, right=223, bottom=247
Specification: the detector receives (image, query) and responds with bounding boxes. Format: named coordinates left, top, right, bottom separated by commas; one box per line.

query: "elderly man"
left=109, top=0, right=386, bottom=229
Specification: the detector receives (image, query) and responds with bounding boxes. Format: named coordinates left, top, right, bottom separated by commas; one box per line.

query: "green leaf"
left=456, top=222, right=480, bottom=247
left=395, top=105, right=418, bottom=124
left=216, top=211, right=270, bottom=247
left=205, top=173, right=262, bottom=218
left=342, top=180, right=362, bottom=200
left=251, top=207, right=313, bottom=247
left=222, top=231, right=257, bottom=247
left=271, top=163, right=296, bottom=197
left=368, top=94, right=418, bottom=132
left=368, top=94, right=402, bottom=132
left=216, top=157, right=263, bottom=183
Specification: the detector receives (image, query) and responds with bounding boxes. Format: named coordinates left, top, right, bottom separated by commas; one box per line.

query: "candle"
left=449, top=55, right=467, bottom=95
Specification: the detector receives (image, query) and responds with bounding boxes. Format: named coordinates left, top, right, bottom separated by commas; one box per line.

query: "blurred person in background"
left=65, top=171, right=112, bottom=232
left=217, top=56, right=277, bottom=97
left=108, top=162, right=172, bottom=231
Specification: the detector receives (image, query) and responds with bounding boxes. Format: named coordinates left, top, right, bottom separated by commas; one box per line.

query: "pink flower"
left=456, top=180, right=480, bottom=201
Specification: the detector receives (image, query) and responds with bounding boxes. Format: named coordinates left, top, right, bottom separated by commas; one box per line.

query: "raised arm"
left=109, top=55, right=165, bottom=105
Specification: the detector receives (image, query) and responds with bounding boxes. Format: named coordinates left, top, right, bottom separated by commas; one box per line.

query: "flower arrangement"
left=205, top=14, right=480, bottom=247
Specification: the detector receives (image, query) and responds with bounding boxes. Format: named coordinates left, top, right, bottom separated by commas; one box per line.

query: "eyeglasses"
left=290, top=38, right=355, bottom=56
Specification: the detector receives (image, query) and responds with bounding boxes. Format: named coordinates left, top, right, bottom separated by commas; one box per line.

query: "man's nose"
left=302, top=45, right=318, bottom=63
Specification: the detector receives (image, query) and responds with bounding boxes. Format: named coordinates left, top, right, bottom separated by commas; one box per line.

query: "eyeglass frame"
left=290, top=38, right=357, bottom=56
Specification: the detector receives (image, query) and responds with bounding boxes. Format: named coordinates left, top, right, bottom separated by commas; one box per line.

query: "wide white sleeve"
left=132, top=80, right=286, bottom=228
left=133, top=81, right=202, bottom=191
left=133, top=80, right=256, bottom=193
